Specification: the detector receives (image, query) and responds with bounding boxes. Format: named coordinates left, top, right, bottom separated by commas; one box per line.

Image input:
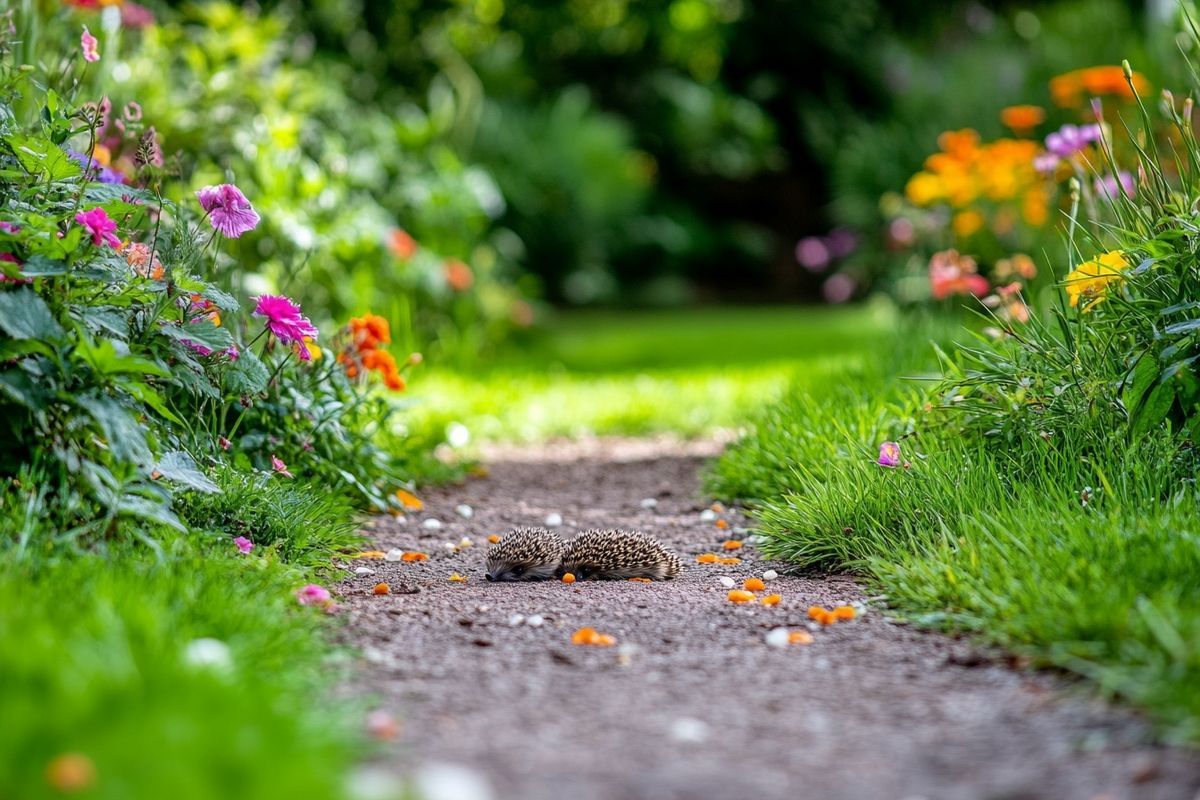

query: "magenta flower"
left=218, top=436, right=232, bottom=451
left=877, top=441, right=901, bottom=468
left=296, top=584, right=332, bottom=607
left=271, top=455, right=294, bottom=478
left=1045, top=123, right=1102, bottom=158
left=81, top=27, right=100, bottom=63
left=196, top=184, right=260, bottom=238
left=76, top=207, right=121, bottom=248
left=233, top=536, right=254, bottom=554
left=253, top=295, right=319, bottom=358
left=1093, top=172, right=1135, bottom=200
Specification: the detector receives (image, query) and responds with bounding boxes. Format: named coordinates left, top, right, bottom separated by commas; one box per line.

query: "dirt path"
left=340, top=439, right=1200, bottom=800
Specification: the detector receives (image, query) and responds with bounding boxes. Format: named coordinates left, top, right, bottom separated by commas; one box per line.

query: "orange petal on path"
left=562, top=573, right=577, bottom=584
left=628, top=577, right=652, bottom=583
left=449, top=573, right=468, bottom=583
left=373, top=583, right=390, bottom=595
left=715, top=519, right=730, bottom=530
left=727, top=590, right=756, bottom=603
left=696, top=553, right=719, bottom=564
left=718, top=557, right=741, bottom=565
left=349, top=551, right=387, bottom=559
left=571, top=627, right=617, bottom=646
left=789, top=631, right=814, bottom=645
left=722, top=539, right=742, bottom=550
left=744, top=578, right=766, bottom=591
left=807, top=606, right=826, bottom=620
left=401, top=552, right=429, bottom=562
left=761, top=594, right=782, bottom=606
left=833, top=605, right=857, bottom=620
left=487, top=535, right=501, bottom=544
left=394, top=489, right=424, bottom=511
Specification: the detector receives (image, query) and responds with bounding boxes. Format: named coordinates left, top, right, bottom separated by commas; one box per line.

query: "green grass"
left=0, top=473, right=371, bottom=799
left=401, top=304, right=895, bottom=447
left=706, top=331, right=1200, bottom=743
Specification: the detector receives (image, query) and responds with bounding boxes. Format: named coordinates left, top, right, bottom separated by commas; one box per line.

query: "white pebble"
left=476, top=605, right=490, bottom=613
left=544, top=513, right=563, bottom=527
left=422, top=518, right=443, bottom=530
left=699, top=509, right=717, bottom=522
left=669, top=717, right=710, bottom=744
left=345, top=765, right=405, bottom=800
left=354, top=566, right=375, bottom=576
left=718, top=577, right=736, bottom=589
left=525, top=614, right=545, bottom=628
left=639, top=497, right=658, bottom=509
left=763, top=569, right=779, bottom=581
left=459, top=536, right=473, bottom=548
left=443, top=542, right=458, bottom=553
left=384, top=548, right=404, bottom=562
left=183, top=638, right=232, bottom=672
left=415, top=763, right=493, bottom=800
left=456, top=504, right=474, bottom=519
left=507, top=614, right=526, bottom=627
left=765, top=627, right=791, bottom=649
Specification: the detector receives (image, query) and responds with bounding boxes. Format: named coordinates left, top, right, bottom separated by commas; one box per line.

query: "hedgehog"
left=484, top=526, right=567, bottom=582
left=557, top=528, right=682, bottom=581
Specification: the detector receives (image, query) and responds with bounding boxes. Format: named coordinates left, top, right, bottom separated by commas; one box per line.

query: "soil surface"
left=339, top=438, right=1200, bottom=800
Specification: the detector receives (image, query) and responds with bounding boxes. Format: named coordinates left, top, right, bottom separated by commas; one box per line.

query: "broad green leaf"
left=76, top=394, right=153, bottom=466
left=155, top=450, right=219, bottom=493
left=77, top=336, right=170, bottom=378
left=160, top=320, right=234, bottom=352
left=17, top=255, right=68, bottom=277
left=1133, top=381, right=1175, bottom=437
left=223, top=348, right=269, bottom=394
left=0, top=288, right=65, bottom=341
left=119, top=379, right=183, bottom=425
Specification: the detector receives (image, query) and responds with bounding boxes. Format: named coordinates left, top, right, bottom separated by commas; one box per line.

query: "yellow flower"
left=905, top=172, right=943, bottom=206
left=952, top=210, right=985, bottom=238
left=1064, top=250, right=1129, bottom=311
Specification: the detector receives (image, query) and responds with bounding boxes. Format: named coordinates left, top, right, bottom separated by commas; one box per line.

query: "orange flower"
left=807, top=605, right=826, bottom=620
left=717, top=557, right=741, bottom=565
left=45, top=753, right=95, bottom=792
left=388, top=228, right=418, bottom=260
left=444, top=259, right=474, bottom=292
left=571, top=627, right=616, bottom=646
left=395, top=489, right=423, bottom=511
left=1050, top=65, right=1149, bottom=108
left=562, top=573, right=577, bottom=584
left=349, top=313, right=392, bottom=350
left=833, top=605, right=856, bottom=621
left=401, top=552, right=428, bottom=562
left=743, top=578, right=766, bottom=591
left=727, top=589, right=756, bottom=603
left=696, top=553, right=719, bottom=564
left=1000, top=104, right=1045, bottom=133
left=487, top=534, right=501, bottom=544
left=715, top=519, right=730, bottom=530
left=722, top=540, right=742, bottom=551
left=373, top=583, right=390, bottom=595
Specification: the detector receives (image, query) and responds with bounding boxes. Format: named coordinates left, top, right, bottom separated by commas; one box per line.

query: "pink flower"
left=218, top=436, right=232, bottom=451
left=121, top=2, right=156, bottom=29
left=233, top=536, right=254, bottom=554
left=75, top=207, right=121, bottom=248
left=0, top=253, right=30, bottom=284
left=181, top=338, right=213, bottom=357
left=253, top=295, right=319, bottom=357
left=271, top=455, right=294, bottom=478
left=296, top=584, right=332, bottom=607
left=878, top=441, right=901, bottom=468
left=81, top=27, right=100, bottom=62
left=196, top=184, right=260, bottom=238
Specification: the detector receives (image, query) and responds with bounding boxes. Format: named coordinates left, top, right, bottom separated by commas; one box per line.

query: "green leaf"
left=0, top=288, right=65, bottom=341
left=77, top=336, right=170, bottom=378
left=1162, top=318, right=1200, bottom=335
left=160, top=320, right=234, bottom=352
left=1133, top=381, right=1175, bottom=437
left=223, top=348, right=269, bottom=394
left=155, top=450, right=219, bottom=493
left=117, top=494, right=186, bottom=532
left=17, top=255, right=68, bottom=277
left=0, top=368, right=44, bottom=410
left=201, top=286, right=241, bottom=313
left=1122, top=356, right=1157, bottom=415
left=75, top=394, right=153, bottom=466
left=120, top=379, right=183, bottom=425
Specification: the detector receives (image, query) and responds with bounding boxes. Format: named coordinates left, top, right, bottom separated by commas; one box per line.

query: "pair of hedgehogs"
left=484, top=526, right=682, bottom=582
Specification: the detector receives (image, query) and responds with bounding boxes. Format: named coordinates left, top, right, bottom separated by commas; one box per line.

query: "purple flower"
left=271, top=455, right=294, bottom=478
left=1045, top=123, right=1102, bottom=158
left=233, top=536, right=254, bottom=554
left=795, top=237, right=830, bottom=271
left=877, top=441, right=901, bottom=468
left=181, top=338, right=213, bottom=357
left=196, top=184, right=260, bottom=238
left=81, top=27, right=100, bottom=63
left=822, top=273, right=856, bottom=304
left=1093, top=172, right=1135, bottom=200
left=1034, top=152, right=1061, bottom=175
left=75, top=207, right=121, bottom=248
left=253, top=295, right=319, bottom=356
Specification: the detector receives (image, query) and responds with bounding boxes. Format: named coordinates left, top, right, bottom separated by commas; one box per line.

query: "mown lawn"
left=402, top=304, right=895, bottom=447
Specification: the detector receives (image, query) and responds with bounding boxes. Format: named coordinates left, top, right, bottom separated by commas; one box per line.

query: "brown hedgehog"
left=484, top=526, right=567, bottom=582
left=557, top=529, right=682, bottom=581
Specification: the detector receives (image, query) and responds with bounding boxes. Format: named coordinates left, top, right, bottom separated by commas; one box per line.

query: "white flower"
left=183, top=638, right=232, bottom=672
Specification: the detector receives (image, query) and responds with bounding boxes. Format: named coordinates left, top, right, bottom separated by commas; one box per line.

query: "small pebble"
left=639, top=497, right=658, bottom=509
left=544, top=513, right=563, bottom=527
left=456, top=504, right=474, bottom=519
left=669, top=717, right=710, bottom=744
left=384, top=548, right=404, bottom=562
left=718, top=577, right=736, bottom=589
left=423, top=518, right=443, bottom=531
left=526, top=614, right=545, bottom=628
left=459, top=536, right=473, bottom=548
left=507, top=614, right=526, bottom=627
left=699, top=509, right=717, bottom=522
left=354, top=566, right=375, bottom=576
left=443, top=542, right=458, bottom=553
left=763, top=569, right=779, bottom=581
left=765, top=627, right=791, bottom=649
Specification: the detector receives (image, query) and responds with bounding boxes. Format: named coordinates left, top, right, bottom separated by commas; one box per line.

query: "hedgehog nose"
left=485, top=572, right=496, bottom=582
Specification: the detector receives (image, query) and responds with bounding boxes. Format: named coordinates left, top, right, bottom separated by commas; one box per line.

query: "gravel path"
left=340, top=438, right=1200, bottom=800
